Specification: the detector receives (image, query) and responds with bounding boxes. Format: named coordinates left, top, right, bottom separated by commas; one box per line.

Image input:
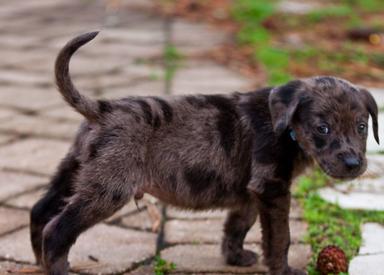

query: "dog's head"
left=269, top=76, right=379, bottom=179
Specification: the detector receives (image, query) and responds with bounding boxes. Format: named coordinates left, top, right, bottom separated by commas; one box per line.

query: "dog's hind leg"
left=41, top=169, right=135, bottom=275
left=30, top=153, right=79, bottom=265
left=221, top=202, right=258, bottom=266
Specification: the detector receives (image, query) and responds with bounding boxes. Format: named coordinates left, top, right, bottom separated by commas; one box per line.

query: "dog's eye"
left=317, top=125, right=330, bottom=135
left=357, top=123, right=367, bottom=134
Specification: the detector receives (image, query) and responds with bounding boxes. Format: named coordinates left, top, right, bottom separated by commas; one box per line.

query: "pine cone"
left=316, top=245, right=348, bottom=274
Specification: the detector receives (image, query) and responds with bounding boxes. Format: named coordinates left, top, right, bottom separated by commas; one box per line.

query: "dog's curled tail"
left=55, top=31, right=100, bottom=121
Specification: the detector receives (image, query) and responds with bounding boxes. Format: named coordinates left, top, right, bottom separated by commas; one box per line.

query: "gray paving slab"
left=318, top=155, right=384, bottom=210
left=161, top=244, right=267, bottom=274
left=164, top=219, right=306, bottom=245
left=0, top=114, right=79, bottom=139
left=0, top=224, right=156, bottom=274
left=0, top=138, right=71, bottom=176
left=367, top=87, right=384, bottom=109
left=171, top=61, right=251, bottom=95
left=349, top=254, right=384, bottom=275
left=166, top=208, right=227, bottom=220
left=0, top=86, right=62, bottom=111
left=0, top=207, right=28, bottom=235
left=367, top=113, right=384, bottom=153
left=172, top=19, right=227, bottom=55
left=100, top=80, right=165, bottom=99
left=349, top=223, right=384, bottom=275
left=0, top=170, right=46, bottom=202
left=5, top=187, right=46, bottom=209
left=69, top=224, right=157, bottom=274
left=0, top=261, right=43, bottom=275
left=0, top=69, right=52, bottom=87
left=161, top=243, right=310, bottom=274
left=0, top=109, right=18, bottom=121
left=318, top=186, right=384, bottom=210
left=41, top=105, right=84, bottom=123
left=357, top=223, right=384, bottom=255
left=278, top=0, right=322, bottom=14
left=120, top=210, right=154, bottom=231
left=0, top=133, right=15, bottom=145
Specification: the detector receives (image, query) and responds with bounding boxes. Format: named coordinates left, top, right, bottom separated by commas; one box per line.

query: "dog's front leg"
left=258, top=185, right=306, bottom=275
left=222, top=202, right=258, bottom=266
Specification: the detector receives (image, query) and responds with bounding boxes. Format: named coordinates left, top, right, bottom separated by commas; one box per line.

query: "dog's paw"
left=225, top=249, right=258, bottom=266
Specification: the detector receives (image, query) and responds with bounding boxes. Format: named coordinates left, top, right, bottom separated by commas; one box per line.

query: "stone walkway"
left=0, top=1, right=311, bottom=274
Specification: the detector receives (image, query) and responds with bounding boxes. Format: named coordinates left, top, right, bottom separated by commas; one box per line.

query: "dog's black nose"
left=344, top=156, right=361, bottom=170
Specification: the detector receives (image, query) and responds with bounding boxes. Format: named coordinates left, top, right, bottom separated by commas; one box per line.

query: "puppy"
left=30, top=32, right=379, bottom=275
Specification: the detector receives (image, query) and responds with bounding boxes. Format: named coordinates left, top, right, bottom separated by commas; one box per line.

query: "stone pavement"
left=0, top=1, right=311, bottom=274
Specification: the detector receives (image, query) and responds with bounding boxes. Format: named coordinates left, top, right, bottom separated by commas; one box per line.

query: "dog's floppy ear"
left=269, top=80, right=306, bottom=136
left=359, top=88, right=379, bottom=144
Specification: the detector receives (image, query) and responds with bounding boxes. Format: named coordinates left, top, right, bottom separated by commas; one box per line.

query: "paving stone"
left=0, top=86, right=62, bottom=111
left=69, top=224, right=157, bottom=274
left=362, top=155, right=384, bottom=178
left=349, top=254, right=384, bottom=275
left=73, top=73, right=143, bottom=92
left=106, top=202, right=143, bottom=223
left=287, top=244, right=312, bottom=270
left=41, top=105, right=84, bottom=123
left=278, top=0, right=321, bottom=14
left=121, top=210, right=153, bottom=231
left=161, top=243, right=310, bottom=273
left=100, top=80, right=164, bottom=99
left=5, top=188, right=46, bottom=209
left=99, top=28, right=165, bottom=45
left=166, top=208, right=227, bottom=220
left=78, top=42, right=163, bottom=59
left=164, top=219, right=306, bottom=244
left=127, top=264, right=155, bottom=275
left=349, top=223, right=384, bottom=275
left=0, top=114, right=79, bottom=139
left=368, top=87, right=384, bottom=109
left=171, top=61, right=251, bottom=95
left=0, top=69, right=52, bottom=87
left=318, top=186, right=384, bottom=210
left=172, top=20, right=227, bottom=55
left=0, top=207, right=28, bottom=235
left=0, top=109, right=18, bottom=121
left=358, top=223, right=384, bottom=255
left=0, top=133, right=15, bottom=145
left=0, top=261, right=43, bottom=275
left=161, top=244, right=267, bottom=274
left=0, top=138, right=71, bottom=176
left=0, top=170, right=47, bottom=202
left=0, top=224, right=156, bottom=274
left=367, top=113, right=384, bottom=153
left=167, top=199, right=300, bottom=221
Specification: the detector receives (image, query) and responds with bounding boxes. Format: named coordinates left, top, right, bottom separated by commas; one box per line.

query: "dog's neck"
left=241, top=89, right=312, bottom=182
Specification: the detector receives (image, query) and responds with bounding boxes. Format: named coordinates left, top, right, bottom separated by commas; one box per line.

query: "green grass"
left=294, top=170, right=384, bottom=275
left=163, top=44, right=183, bottom=86
left=231, top=0, right=291, bottom=85
left=154, top=256, right=176, bottom=275
left=306, top=5, right=353, bottom=23
left=342, top=0, right=384, bottom=12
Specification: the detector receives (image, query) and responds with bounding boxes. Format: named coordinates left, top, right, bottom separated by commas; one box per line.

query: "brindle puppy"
left=30, top=32, right=379, bottom=275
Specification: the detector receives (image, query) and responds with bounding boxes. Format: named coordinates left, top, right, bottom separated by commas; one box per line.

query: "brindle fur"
left=30, top=32, right=379, bottom=275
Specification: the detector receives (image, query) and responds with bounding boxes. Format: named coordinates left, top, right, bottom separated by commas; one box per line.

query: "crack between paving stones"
left=357, top=251, right=384, bottom=257
left=0, top=224, right=28, bottom=239
left=1, top=167, right=51, bottom=178
left=0, top=184, right=47, bottom=205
